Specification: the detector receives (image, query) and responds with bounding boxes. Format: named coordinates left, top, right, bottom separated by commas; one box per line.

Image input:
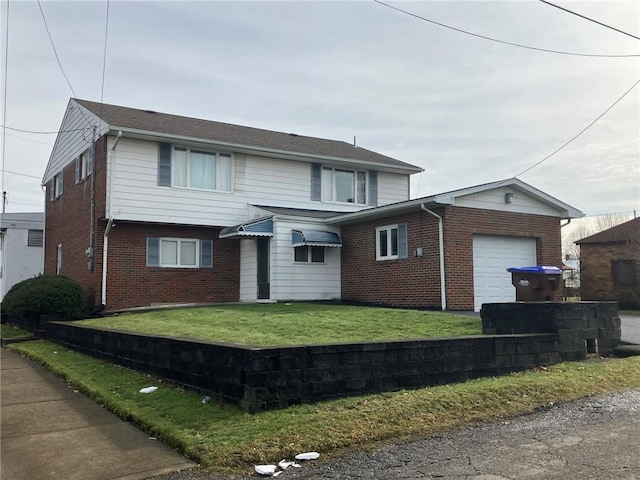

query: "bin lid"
left=507, top=266, right=562, bottom=274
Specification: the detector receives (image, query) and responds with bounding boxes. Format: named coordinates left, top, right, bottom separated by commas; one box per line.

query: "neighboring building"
left=0, top=212, right=44, bottom=301
left=576, top=217, right=640, bottom=309
left=42, top=99, right=583, bottom=312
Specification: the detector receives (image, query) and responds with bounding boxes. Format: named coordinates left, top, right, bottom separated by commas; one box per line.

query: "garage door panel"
left=473, top=235, right=536, bottom=311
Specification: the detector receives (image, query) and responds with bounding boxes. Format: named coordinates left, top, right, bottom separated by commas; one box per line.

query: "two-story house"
left=43, top=99, right=583, bottom=312
left=42, top=99, right=421, bottom=310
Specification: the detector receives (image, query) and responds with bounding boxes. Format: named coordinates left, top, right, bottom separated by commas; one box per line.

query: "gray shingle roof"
left=576, top=217, right=640, bottom=245
left=75, top=99, right=421, bottom=172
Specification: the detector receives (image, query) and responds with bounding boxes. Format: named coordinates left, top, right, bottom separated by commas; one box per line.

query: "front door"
left=257, top=238, right=270, bottom=300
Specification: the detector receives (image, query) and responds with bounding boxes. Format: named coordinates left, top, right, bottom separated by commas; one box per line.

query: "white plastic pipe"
left=421, top=204, right=446, bottom=311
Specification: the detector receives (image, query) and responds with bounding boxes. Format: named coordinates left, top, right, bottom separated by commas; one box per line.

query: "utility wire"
left=99, top=0, right=110, bottom=122
left=37, top=0, right=76, bottom=97
left=514, top=79, right=640, bottom=178
left=3, top=170, right=42, bottom=180
left=0, top=125, right=88, bottom=134
left=539, top=0, right=640, bottom=41
left=2, top=0, right=9, bottom=204
left=373, top=0, right=640, bottom=58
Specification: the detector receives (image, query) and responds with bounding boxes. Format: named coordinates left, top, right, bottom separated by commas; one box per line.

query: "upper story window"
left=376, top=223, right=408, bottom=261
left=322, top=167, right=366, bottom=204
left=75, top=149, right=93, bottom=184
left=158, top=143, right=232, bottom=192
left=51, top=172, right=64, bottom=200
left=311, top=164, right=377, bottom=206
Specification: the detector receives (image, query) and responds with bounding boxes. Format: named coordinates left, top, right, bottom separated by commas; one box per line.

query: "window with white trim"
left=172, top=147, right=232, bottom=191
left=376, top=223, right=408, bottom=261
left=322, top=167, right=366, bottom=204
left=75, top=149, right=93, bottom=183
left=146, top=237, right=214, bottom=268
left=51, top=172, right=64, bottom=200
left=294, top=246, right=325, bottom=263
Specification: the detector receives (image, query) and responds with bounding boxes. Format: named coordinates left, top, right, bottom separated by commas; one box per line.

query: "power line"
left=2, top=170, right=42, bottom=180
left=0, top=124, right=88, bottom=134
left=373, top=0, right=640, bottom=58
left=539, top=0, right=640, bottom=41
left=100, top=0, right=110, bottom=107
left=514, top=79, right=640, bottom=178
left=1, top=0, right=9, bottom=206
left=37, top=0, right=76, bottom=97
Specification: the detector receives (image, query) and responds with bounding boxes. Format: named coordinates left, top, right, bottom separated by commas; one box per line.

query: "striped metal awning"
left=220, top=217, right=273, bottom=239
left=292, top=229, right=342, bottom=247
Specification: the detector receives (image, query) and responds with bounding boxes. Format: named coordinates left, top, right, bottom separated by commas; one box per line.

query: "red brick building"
left=577, top=217, right=640, bottom=309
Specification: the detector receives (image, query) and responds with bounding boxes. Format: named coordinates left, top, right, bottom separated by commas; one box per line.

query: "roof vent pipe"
left=421, top=204, right=446, bottom=311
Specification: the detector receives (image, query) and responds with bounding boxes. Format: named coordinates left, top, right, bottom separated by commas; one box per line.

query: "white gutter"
left=421, top=204, right=446, bottom=311
left=101, top=131, right=122, bottom=307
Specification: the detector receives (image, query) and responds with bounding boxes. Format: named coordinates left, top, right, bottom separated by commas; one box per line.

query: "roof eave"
left=107, top=127, right=423, bottom=175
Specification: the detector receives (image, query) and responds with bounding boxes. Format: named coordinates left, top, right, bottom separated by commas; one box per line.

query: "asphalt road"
left=155, top=388, right=640, bottom=480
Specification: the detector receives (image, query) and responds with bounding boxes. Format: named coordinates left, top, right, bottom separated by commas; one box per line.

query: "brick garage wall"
left=341, top=210, right=442, bottom=308
left=443, top=206, right=562, bottom=310
left=580, top=243, right=640, bottom=309
left=341, top=206, right=562, bottom=310
left=104, top=222, right=240, bottom=310
left=44, top=136, right=108, bottom=311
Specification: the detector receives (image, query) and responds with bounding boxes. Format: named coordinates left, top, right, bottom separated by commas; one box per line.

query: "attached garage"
left=472, top=235, right=537, bottom=311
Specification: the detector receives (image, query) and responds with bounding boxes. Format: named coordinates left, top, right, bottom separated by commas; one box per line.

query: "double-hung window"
left=376, top=223, right=408, bottom=261
left=612, top=260, right=637, bottom=287
left=172, top=147, right=232, bottom=191
left=322, top=167, right=366, bottom=204
left=146, top=237, right=214, bottom=268
left=294, top=246, right=325, bottom=263
left=51, top=172, right=64, bottom=200
left=75, top=149, right=93, bottom=183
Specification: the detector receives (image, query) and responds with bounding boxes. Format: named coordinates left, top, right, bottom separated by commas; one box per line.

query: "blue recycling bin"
left=507, top=266, right=562, bottom=301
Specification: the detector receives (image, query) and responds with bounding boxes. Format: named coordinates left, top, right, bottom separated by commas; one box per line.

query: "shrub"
left=2, top=275, right=84, bottom=320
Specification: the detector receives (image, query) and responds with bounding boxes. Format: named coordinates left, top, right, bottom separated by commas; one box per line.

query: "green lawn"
left=77, top=303, right=481, bottom=346
left=0, top=324, right=31, bottom=339
left=9, top=340, right=640, bottom=474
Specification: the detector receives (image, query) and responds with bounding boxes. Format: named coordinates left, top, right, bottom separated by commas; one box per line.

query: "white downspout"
left=421, top=204, right=446, bottom=311
left=101, top=131, right=122, bottom=307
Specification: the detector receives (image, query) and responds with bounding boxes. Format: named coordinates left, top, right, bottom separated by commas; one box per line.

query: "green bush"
left=2, top=275, right=84, bottom=320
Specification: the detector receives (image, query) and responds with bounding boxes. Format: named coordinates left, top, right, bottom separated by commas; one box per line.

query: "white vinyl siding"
left=270, top=219, right=341, bottom=301
left=239, top=238, right=258, bottom=302
left=455, top=187, right=563, bottom=217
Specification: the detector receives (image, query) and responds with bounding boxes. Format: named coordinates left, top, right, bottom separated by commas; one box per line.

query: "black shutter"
left=311, top=163, right=322, bottom=201
left=158, top=143, right=172, bottom=186
left=147, top=238, right=160, bottom=266
left=200, top=240, right=213, bottom=268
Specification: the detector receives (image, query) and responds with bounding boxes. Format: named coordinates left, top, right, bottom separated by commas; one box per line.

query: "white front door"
left=473, top=235, right=537, bottom=311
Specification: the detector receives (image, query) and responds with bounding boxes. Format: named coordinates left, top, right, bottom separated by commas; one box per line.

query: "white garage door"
left=473, top=235, right=537, bottom=311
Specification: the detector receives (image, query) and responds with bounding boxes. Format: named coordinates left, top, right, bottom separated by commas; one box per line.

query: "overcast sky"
left=1, top=1, right=638, bottom=233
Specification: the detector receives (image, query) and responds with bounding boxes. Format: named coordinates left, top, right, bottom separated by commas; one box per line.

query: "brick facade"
left=580, top=243, right=640, bottom=309
left=341, top=206, right=562, bottom=310
left=45, top=135, right=240, bottom=311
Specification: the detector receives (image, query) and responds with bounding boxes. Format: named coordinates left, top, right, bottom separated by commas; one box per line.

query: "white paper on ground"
left=255, top=464, right=277, bottom=476
left=295, top=452, right=320, bottom=461
left=139, top=386, right=158, bottom=394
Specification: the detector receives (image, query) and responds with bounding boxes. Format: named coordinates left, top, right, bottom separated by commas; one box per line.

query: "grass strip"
left=8, top=340, right=640, bottom=474
left=1, top=324, right=32, bottom=339
left=77, top=303, right=481, bottom=346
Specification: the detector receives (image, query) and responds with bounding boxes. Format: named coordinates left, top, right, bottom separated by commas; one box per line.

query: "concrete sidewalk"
left=621, top=314, right=640, bottom=344
left=1, top=347, right=195, bottom=480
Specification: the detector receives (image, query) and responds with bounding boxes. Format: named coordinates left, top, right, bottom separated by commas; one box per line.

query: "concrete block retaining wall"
left=31, top=301, right=620, bottom=412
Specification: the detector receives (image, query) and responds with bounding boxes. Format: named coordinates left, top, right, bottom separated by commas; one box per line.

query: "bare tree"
left=562, top=214, right=632, bottom=261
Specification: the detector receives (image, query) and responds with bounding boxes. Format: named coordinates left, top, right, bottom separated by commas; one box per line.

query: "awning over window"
left=292, top=229, right=342, bottom=247
left=220, top=217, right=273, bottom=239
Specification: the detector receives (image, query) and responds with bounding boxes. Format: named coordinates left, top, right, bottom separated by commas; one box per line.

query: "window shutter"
left=75, top=158, right=80, bottom=184
left=368, top=171, right=378, bottom=206
left=158, top=143, right=172, bottom=186
left=147, top=238, right=160, bottom=267
left=398, top=223, right=408, bottom=259
left=311, top=163, right=322, bottom=201
left=88, top=146, right=94, bottom=175
left=50, top=179, right=55, bottom=201
left=200, top=240, right=214, bottom=268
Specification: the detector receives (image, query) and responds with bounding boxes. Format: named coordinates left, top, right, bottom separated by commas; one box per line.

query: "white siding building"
left=0, top=213, right=44, bottom=301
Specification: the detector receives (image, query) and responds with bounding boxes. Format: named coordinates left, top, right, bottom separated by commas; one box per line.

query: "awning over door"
left=220, top=217, right=273, bottom=239
left=292, top=229, right=342, bottom=247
